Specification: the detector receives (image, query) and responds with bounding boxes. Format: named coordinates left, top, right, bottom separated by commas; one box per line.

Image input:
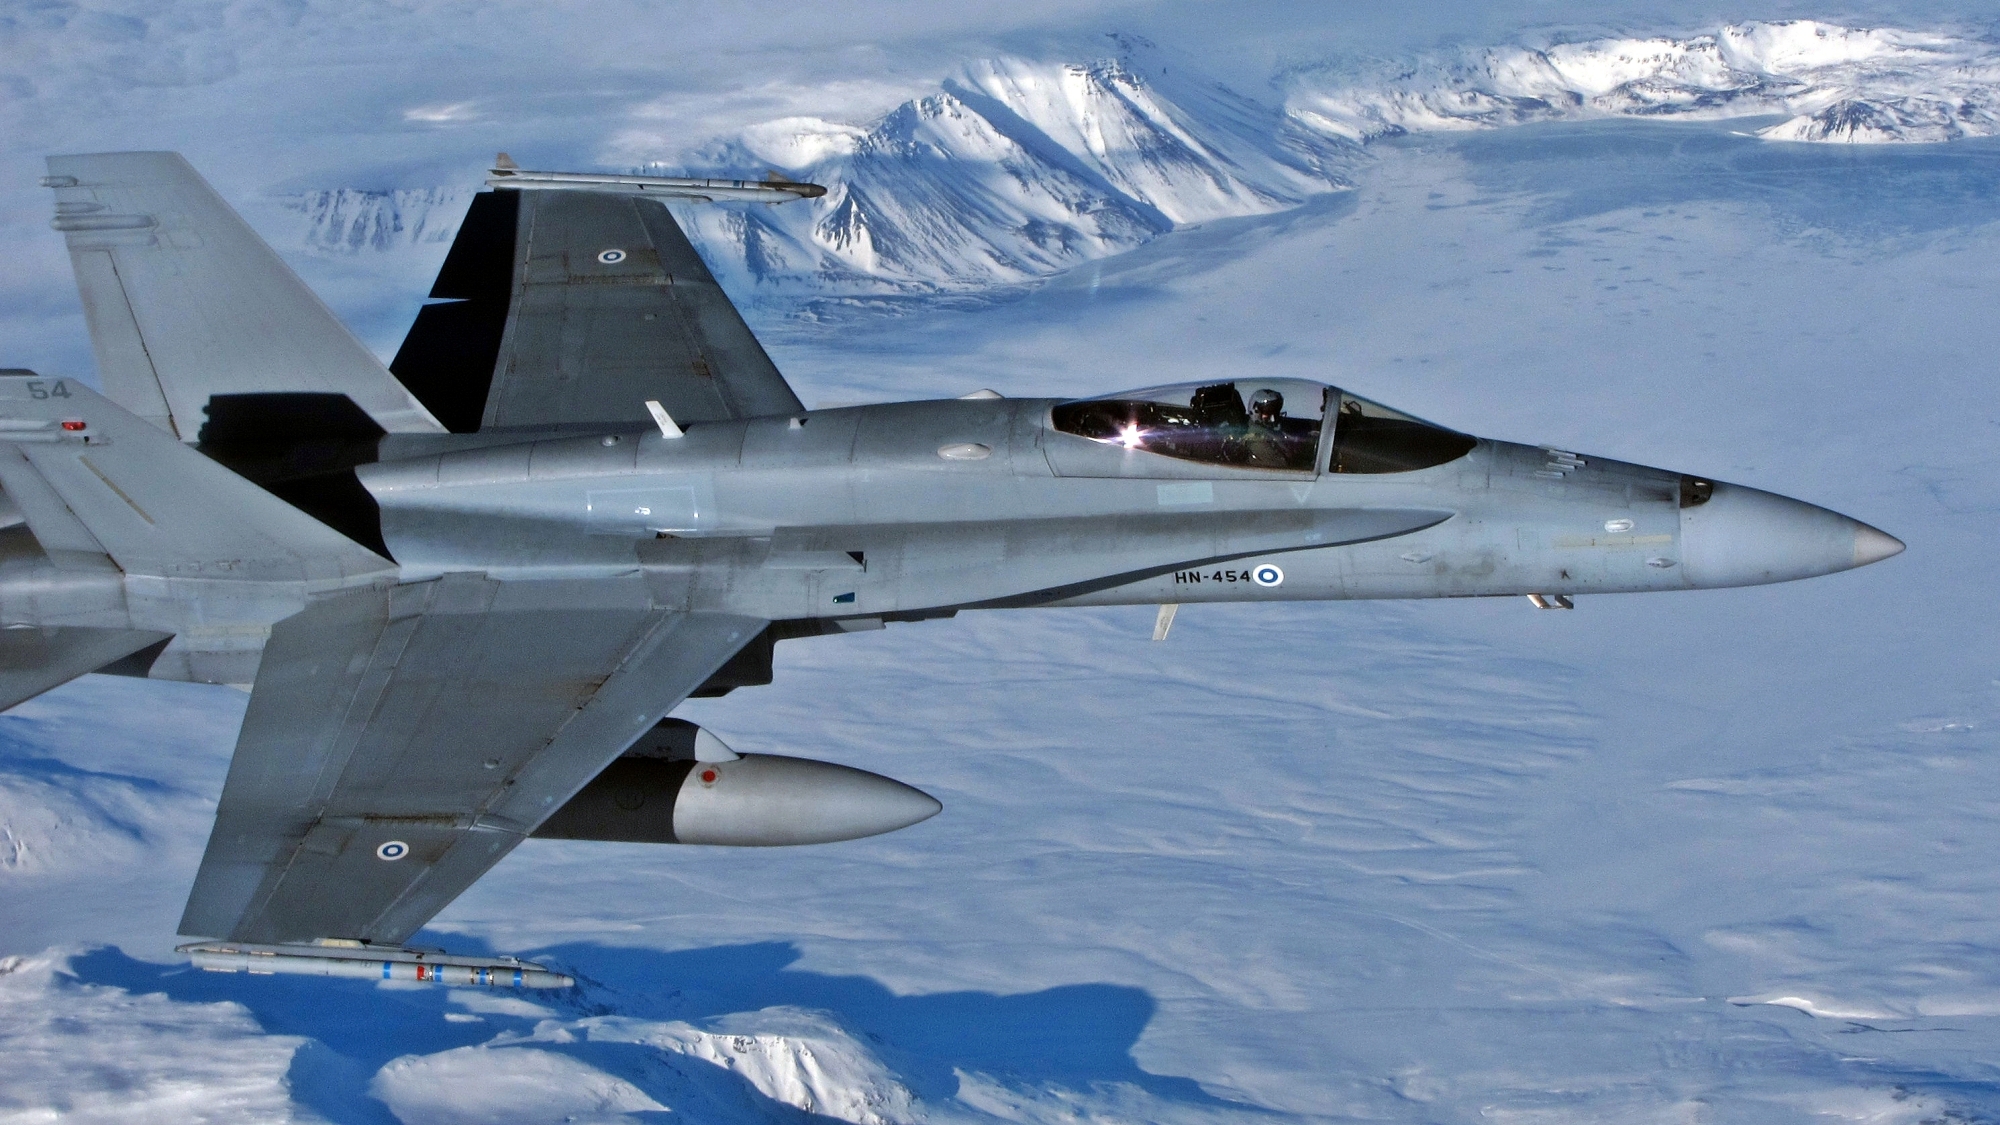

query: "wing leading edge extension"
left=391, top=179, right=808, bottom=434
left=181, top=576, right=763, bottom=944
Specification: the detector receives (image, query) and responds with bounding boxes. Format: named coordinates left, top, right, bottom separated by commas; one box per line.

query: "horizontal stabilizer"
left=0, top=625, right=171, bottom=712
left=0, top=374, right=392, bottom=582
left=44, top=152, right=445, bottom=439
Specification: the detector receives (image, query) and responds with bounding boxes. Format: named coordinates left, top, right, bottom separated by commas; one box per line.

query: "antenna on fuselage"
left=644, top=400, right=683, bottom=440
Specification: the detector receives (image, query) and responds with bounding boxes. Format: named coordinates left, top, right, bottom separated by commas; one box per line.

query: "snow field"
left=0, top=17, right=1996, bottom=1124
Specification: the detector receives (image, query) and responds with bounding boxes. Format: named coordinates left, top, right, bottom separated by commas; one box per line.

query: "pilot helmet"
left=1249, top=388, right=1284, bottom=421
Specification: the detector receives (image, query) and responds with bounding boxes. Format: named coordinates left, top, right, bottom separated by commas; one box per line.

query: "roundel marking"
left=1252, top=564, right=1284, bottom=588
left=376, top=840, right=410, bottom=862
left=597, top=248, right=627, bottom=264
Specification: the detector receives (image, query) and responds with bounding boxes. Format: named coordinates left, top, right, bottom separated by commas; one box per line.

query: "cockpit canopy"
left=1049, top=380, right=1476, bottom=474
left=1050, top=379, right=1326, bottom=471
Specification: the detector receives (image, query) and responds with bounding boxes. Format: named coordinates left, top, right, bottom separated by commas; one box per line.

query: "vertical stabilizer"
left=43, top=152, right=446, bottom=439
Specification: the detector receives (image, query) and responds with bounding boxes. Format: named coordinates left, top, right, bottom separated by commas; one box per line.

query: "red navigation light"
left=59, top=420, right=85, bottom=431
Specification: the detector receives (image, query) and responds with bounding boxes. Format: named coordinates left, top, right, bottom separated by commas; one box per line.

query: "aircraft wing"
left=179, top=574, right=763, bottom=944
left=391, top=188, right=805, bottom=433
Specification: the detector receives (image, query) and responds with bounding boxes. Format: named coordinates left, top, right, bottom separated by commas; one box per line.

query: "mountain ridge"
left=272, top=21, right=2000, bottom=295
left=1286, top=20, right=2000, bottom=144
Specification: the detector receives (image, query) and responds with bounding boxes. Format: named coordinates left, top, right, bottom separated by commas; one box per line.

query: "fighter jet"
left=3, top=152, right=1900, bottom=987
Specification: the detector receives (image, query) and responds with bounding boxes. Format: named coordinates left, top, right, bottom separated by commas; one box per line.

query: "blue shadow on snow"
left=67, top=938, right=1257, bottom=1124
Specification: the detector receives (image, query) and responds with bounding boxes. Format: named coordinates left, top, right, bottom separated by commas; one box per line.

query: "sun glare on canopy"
left=1051, top=380, right=1475, bottom=474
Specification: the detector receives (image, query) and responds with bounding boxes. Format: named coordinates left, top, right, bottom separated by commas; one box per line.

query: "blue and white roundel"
left=1252, top=564, right=1284, bottom=588
left=596, top=248, right=627, bottom=264
left=376, top=840, right=409, bottom=861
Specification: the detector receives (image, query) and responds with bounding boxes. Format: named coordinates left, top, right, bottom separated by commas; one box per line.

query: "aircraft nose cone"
left=1680, top=482, right=1904, bottom=589
left=1853, top=523, right=1906, bottom=567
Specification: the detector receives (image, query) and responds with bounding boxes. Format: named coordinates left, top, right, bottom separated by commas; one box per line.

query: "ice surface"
left=0, top=950, right=308, bottom=1123
left=2, top=11, right=1999, bottom=1125
left=370, top=1046, right=666, bottom=1125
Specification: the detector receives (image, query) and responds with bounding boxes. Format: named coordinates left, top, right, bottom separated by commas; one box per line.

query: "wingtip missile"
left=482, top=161, right=826, bottom=203
left=178, top=941, right=575, bottom=988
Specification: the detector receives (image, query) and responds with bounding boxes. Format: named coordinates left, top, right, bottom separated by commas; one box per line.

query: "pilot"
left=1240, top=388, right=1291, bottom=468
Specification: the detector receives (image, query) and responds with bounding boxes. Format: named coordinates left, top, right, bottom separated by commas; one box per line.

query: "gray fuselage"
left=0, top=390, right=1897, bottom=685
left=353, top=395, right=1892, bottom=623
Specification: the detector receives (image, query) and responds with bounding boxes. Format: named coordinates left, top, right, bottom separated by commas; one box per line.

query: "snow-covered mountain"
left=369, top=1006, right=923, bottom=1125
left=1286, top=20, right=2000, bottom=144
left=278, top=187, right=476, bottom=254
left=663, top=41, right=1353, bottom=293
left=273, top=22, right=2000, bottom=296
left=278, top=38, right=1356, bottom=294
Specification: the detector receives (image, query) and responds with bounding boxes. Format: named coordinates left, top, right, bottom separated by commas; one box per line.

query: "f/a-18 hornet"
left=4, top=152, right=1899, bottom=987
